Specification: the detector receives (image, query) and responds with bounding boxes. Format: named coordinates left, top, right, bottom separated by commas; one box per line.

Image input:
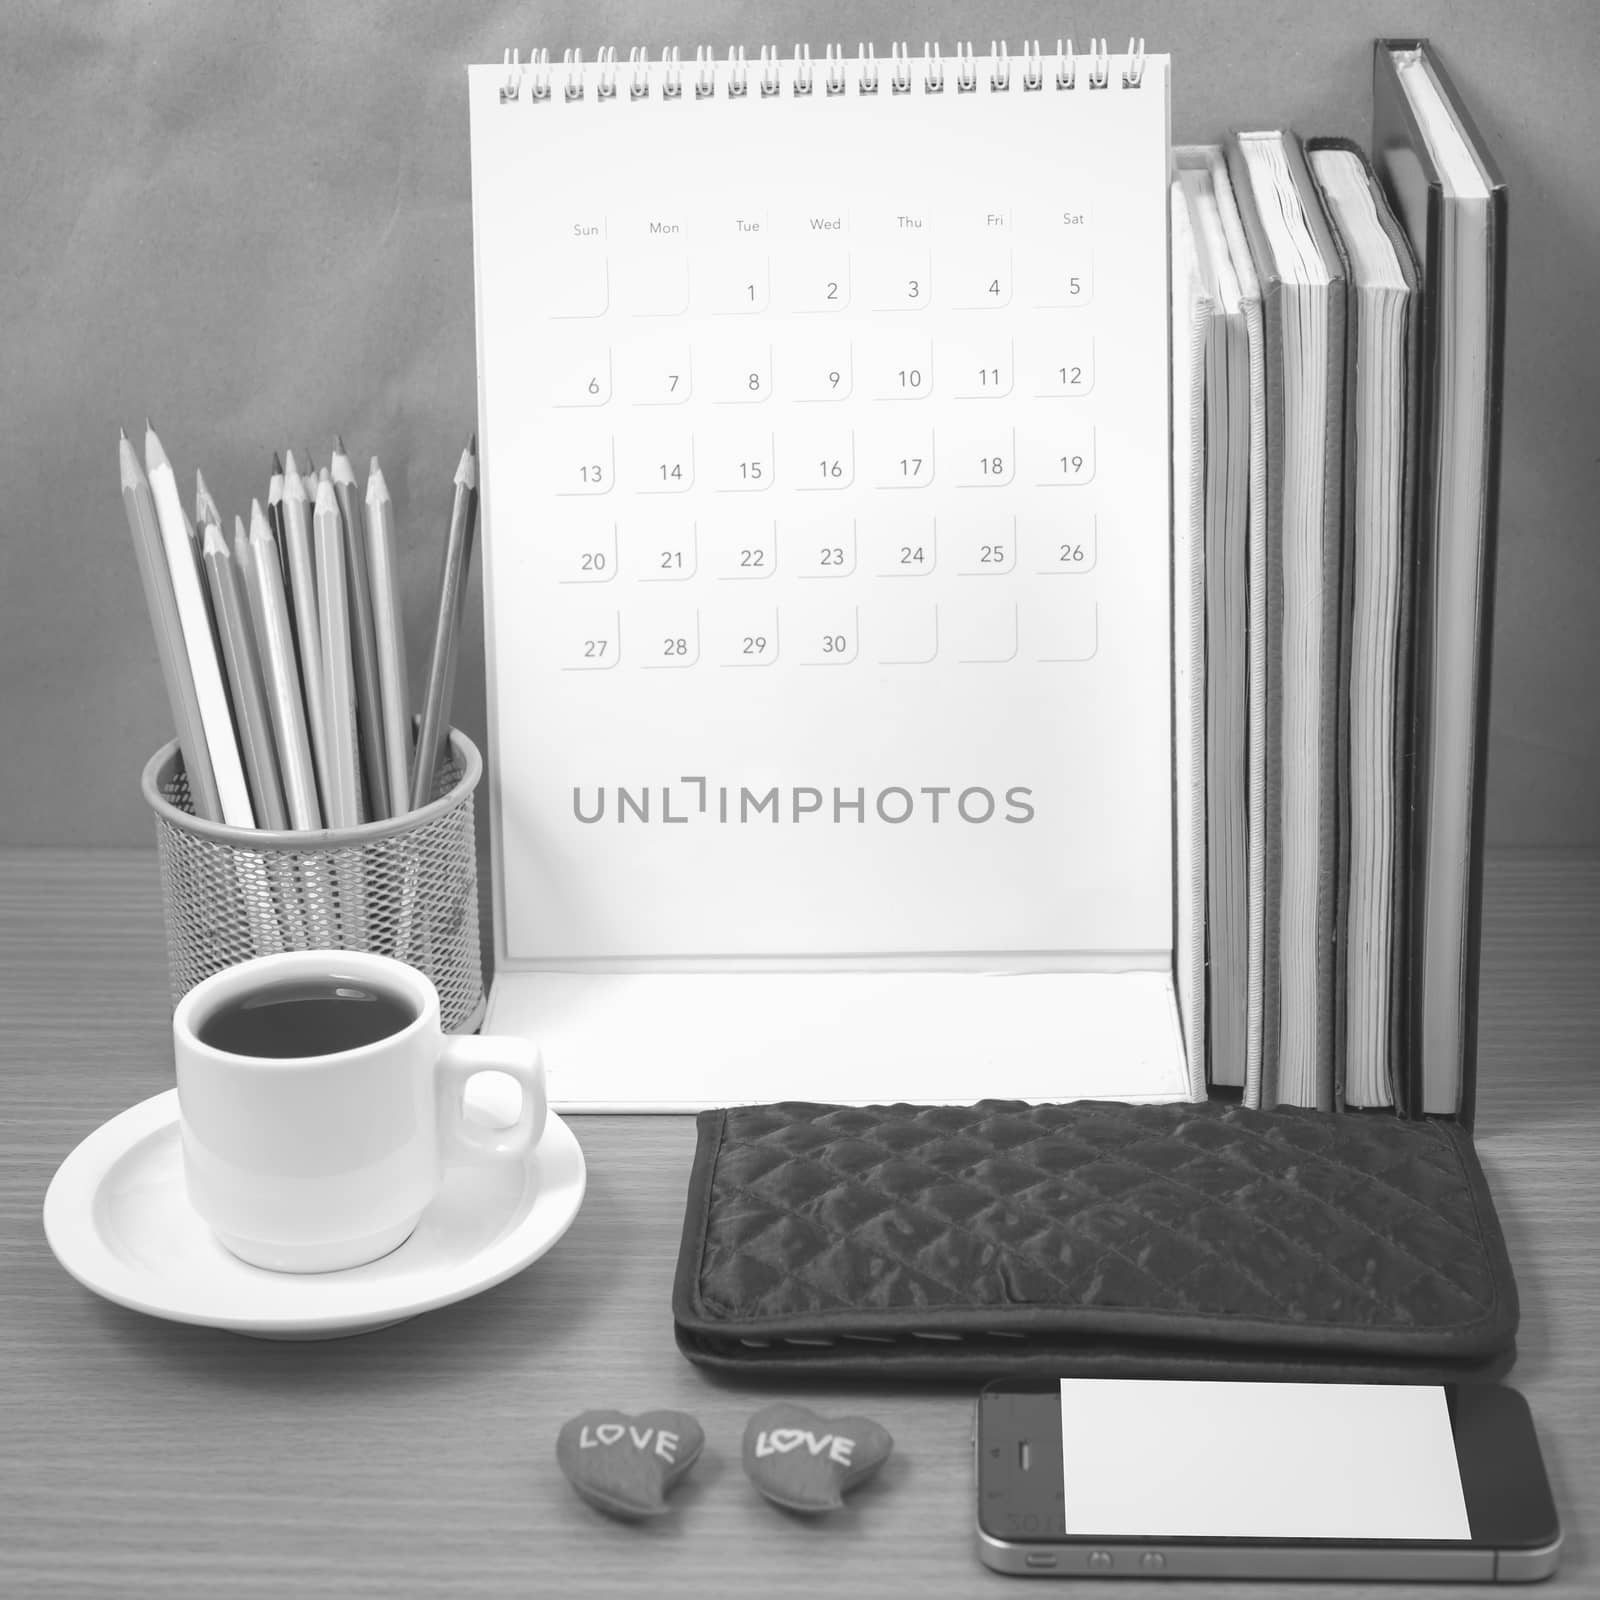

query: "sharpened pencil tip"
left=119, top=426, right=128, bottom=442
left=469, top=431, right=478, bottom=454
left=272, top=450, right=284, bottom=474
left=335, top=433, right=347, bottom=454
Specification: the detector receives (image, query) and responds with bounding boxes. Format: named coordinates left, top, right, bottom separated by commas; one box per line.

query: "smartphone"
left=976, top=1378, right=1560, bottom=1582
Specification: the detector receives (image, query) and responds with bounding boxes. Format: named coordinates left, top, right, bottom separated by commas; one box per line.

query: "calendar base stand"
left=482, top=969, right=1194, bottom=1113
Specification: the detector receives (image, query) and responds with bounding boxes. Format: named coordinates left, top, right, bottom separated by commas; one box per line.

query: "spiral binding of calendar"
left=497, top=39, right=1148, bottom=105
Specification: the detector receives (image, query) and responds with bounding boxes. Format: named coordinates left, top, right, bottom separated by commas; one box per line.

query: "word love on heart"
left=557, top=1409, right=706, bottom=1520
left=752, top=1427, right=855, bottom=1466
left=579, top=1422, right=682, bottom=1462
left=742, top=1403, right=895, bottom=1514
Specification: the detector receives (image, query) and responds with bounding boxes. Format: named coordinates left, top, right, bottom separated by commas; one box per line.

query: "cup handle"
left=435, top=1034, right=548, bottom=1161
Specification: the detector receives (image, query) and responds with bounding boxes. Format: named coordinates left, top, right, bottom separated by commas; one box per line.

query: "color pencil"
left=281, top=450, right=330, bottom=813
left=193, top=472, right=226, bottom=661
left=203, top=519, right=289, bottom=830
left=332, top=438, right=389, bottom=817
left=119, top=431, right=222, bottom=821
left=194, top=469, right=223, bottom=535
left=233, top=512, right=278, bottom=805
left=267, top=453, right=290, bottom=601
left=247, top=500, right=321, bottom=830
left=411, top=436, right=478, bottom=809
left=232, top=515, right=256, bottom=632
left=314, top=476, right=361, bottom=828
left=365, top=458, right=413, bottom=818
left=144, top=425, right=254, bottom=827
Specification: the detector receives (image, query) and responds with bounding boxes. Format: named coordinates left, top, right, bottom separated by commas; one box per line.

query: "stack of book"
left=1175, top=39, right=1506, bottom=1122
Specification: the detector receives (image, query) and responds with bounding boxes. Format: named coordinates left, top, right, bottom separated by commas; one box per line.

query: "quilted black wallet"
left=672, top=1100, right=1518, bottom=1382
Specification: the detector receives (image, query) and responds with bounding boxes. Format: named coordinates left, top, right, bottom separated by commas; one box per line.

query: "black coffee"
left=197, top=978, right=417, bottom=1059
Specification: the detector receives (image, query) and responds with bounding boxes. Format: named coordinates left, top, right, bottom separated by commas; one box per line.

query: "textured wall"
left=2, top=0, right=1596, bottom=844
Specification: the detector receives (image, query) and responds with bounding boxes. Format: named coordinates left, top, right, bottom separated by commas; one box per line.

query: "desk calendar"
left=468, top=42, right=1196, bottom=1109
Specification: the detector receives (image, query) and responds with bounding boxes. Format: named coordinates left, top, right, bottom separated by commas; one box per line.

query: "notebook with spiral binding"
left=469, top=42, right=1195, bottom=1111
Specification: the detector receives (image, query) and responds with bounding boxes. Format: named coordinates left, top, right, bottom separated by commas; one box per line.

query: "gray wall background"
left=3, top=0, right=1596, bottom=846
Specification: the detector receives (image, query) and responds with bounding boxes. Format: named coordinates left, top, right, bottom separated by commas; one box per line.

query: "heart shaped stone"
left=556, top=1409, right=706, bottom=1519
left=742, top=1402, right=894, bottom=1513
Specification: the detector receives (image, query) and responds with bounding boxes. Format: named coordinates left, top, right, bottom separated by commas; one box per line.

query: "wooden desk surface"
left=1, top=848, right=1596, bottom=1597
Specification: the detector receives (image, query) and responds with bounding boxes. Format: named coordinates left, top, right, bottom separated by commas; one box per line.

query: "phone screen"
left=1057, top=1379, right=1470, bottom=1541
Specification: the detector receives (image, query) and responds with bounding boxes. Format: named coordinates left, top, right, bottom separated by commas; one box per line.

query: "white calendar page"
left=471, top=51, right=1172, bottom=969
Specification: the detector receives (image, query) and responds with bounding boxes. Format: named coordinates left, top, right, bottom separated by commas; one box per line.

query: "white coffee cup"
left=172, top=950, right=546, bottom=1273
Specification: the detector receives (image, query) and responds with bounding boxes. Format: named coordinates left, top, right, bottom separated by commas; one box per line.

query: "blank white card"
left=1060, top=1379, right=1471, bottom=1541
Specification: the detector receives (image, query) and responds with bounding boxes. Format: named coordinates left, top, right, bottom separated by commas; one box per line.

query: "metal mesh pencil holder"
left=142, top=729, right=485, bottom=1033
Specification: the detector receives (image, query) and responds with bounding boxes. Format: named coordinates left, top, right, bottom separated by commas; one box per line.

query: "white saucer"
left=42, top=1086, right=586, bottom=1339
